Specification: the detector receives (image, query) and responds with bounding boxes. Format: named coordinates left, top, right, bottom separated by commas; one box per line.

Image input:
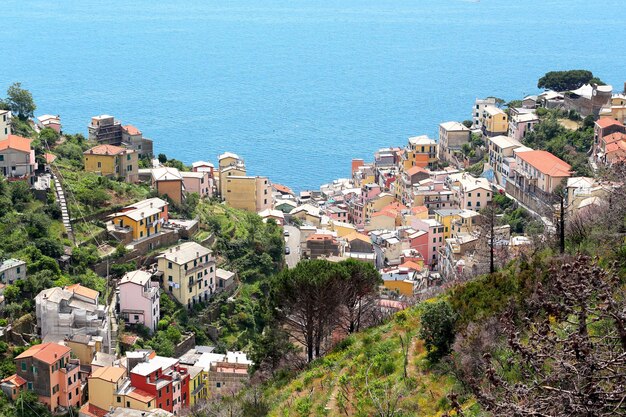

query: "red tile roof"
left=15, top=343, right=71, bottom=365
left=44, top=153, right=57, bottom=164
left=411, top=206, right=428, bottom=215
left=126, top=388, right=156, bottom=403
left=1, top=374, right=27, bottom=387
left=84, top=144, right=130, bottom=156
left=123, top=125, right=141, bottom=135
left=399, top=260, right=423, bottom=271
left=605, top=140, right=626, bottom=154
left=516, top=150, right=571, bottom=177
left=272, top=183, right=294, bottom=195
left=406, top=166, right=428, bottom=176
left=595, top=118, right=624, bottom=129
left=0, top=135, right=33, bottom=153
left=79, top=403, right=109, bottom=417
left=602, top=132, right=626, bottom=145
left=65, top=283, right=99, bottom=301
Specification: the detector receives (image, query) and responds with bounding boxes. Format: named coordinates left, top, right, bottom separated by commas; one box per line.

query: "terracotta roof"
left=516, top=150, right=571, bottom=177
left=120, top=334, right=139, bottom=346
left=1, top=374, right=27, bottom=387
left=90, top=366, right=126, bottom=382
left=0, top=135, right=32, bottom=153
left=602, top=132, right=626, bottom=145
left=406, top=166, right=428, bottom=176
left=605, top=140, right=626, bottom=154
left=399, top=261, right=423, bottom=271
left=380, top=202, right=407, bottom=212
left=65, top=283, right=99, bottom=301
left=411, top=206, right=428, bottom=214
left=15, top=343, right=71, bottom=364
left=123, top=124, right=141, bottom=135
left=44, top=153, right=57, bottom=164
left=127, top=388, right=156, bottom=403
left=372, top=211, right=396, bottom=218
left=84, top=144, right=130, bottom=156
left=272, top=183, right=294, bottom=195
left=596, top=118, right=624, bottom=129
left=79, top=403, right=109, bottom=417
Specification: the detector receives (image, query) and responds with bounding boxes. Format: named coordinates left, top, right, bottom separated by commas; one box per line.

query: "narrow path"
left=51, top=168, right=76, bottom=245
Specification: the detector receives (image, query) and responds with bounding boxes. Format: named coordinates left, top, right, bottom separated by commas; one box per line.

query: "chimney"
left=623, top=82, right=626, bottom=94
left=196, top=251, right=199, bottom=258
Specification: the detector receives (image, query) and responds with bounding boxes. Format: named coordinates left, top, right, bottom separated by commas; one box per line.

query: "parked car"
left=283, top=230, right=290, bottom=237
left=285, top=247, right=291, bottom=255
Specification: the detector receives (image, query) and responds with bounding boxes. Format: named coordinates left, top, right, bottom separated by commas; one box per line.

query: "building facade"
left=118, top=270, right=160, bottom=333
left=84, top=144, right=139, bottom=182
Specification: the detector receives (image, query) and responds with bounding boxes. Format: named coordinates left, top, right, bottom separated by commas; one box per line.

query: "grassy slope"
left=264, top=306, right=478, bottom=417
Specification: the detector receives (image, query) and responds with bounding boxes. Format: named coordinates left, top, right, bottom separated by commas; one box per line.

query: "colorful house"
left=403, top=136, right=437, bottom=169
left=156, top=242, right=216, bottom=308
left=181, top=171, right=212, bottom=198
left=109, top=198, right=169, bottom=242
left=118, top=270, right=160, bottom=333
left=0, top=135, right=37, bottom=183
left=151, top=167, right=184, bottom=205
left=13, top=343, right=82, bottom=411
left=83, top=144, right=139, bottom=182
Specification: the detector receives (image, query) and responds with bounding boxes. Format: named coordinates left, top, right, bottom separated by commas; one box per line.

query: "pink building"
left=412, top=218, right=444, bottom=266
left=349, top=183, right=382, bottom=227
left=181, top=171, right=213, bottom=198
left=406, top=230, right=429, bottom=262
left=192, top=161, right=215, bottom=177
left=118, top=270, right=160, bottom=332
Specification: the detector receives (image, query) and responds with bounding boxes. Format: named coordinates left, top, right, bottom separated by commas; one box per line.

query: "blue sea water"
left=1, top=0, right=625, bottom=191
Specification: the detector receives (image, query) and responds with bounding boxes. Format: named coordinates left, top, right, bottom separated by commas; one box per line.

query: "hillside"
left=263, top=306, right=479, bottom=417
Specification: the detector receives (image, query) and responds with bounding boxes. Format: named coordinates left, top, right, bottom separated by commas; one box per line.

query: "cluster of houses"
left=0, top=237, right=245, bottom=415
left=0, top=340, right=251, bottom=416
left=0, top=78, right=625, bottom=415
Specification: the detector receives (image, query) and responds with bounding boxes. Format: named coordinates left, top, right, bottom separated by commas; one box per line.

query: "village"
left=0, top=77, right=623, bottom=416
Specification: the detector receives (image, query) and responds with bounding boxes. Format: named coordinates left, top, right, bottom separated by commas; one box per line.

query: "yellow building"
left=182, top=365, right=206, bottom=406
left=223, top=175, right=272, bottom=212
left=364, top=193, right=396, bottom=222
left=482, top=105, right=508, bottom=137
left=329, top=220, right=356, bottom=237
left=157, top=242, right=216, bottom=308
left=83, top=144, right=138, bottom=182
left=383, top=279, right=416, bottom=296
left=218, top=152, right=246, bottom=197
left=80, top=366, right=158, bottom=415
left=65, top=334, right=102, bottom=366
left=434, top=209, right=465, bottom=240
left=402, top=136, right=437, bottom=170
left=109, top=198, right=169, bottom=242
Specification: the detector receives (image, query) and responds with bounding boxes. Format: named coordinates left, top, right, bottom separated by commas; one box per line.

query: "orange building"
left=12, top=343, right=82, bottom=411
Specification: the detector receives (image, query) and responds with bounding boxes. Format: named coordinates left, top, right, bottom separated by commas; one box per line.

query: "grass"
left=264, top=307, right=479, bottom=417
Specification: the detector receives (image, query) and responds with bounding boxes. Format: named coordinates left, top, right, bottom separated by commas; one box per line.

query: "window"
left=97, top=162, right=102, bottom=168
left=68, top=377, right=71, bottom=385
left=476, top=202, right=481, bottom=207
left=16, top=267, right=20, bottom=274
left=21, top=362, right=26, bottom=371
left=467, top=202, right=472, bottom=207
left=216, top=382, right=221, bottom=388
left=127, top=402, right=130, bottom=408
left=467, top=192, right=472, bottom=197
left=69, top=392, right=72, bottom=400
left=168, top=262, right=173, bottom=269
left=432, top=238, right=436, bottom=243
left=127, top=154, right=131, bottom=161
left=27, top=382, right=33, bottom=390
left=134, top=315, right=139, bottom=321
left=477, top=192, right=481, bottom=197
left=167, top=400, right=170, bottom=406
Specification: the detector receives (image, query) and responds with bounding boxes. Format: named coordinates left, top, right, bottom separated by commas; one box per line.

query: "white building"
left=0, top=258, right=26, bottom=285
left=0, top=110, right=10, bottom=140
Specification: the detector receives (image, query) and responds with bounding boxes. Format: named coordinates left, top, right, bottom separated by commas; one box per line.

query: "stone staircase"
left=51, top=169, right=75, bottom=245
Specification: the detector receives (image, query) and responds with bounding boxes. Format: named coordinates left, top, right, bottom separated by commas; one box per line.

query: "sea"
left=2, top=0, right=625, bottom=191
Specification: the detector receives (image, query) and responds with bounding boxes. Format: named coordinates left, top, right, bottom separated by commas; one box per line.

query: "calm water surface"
left=2, top=0, right=625, bottom=190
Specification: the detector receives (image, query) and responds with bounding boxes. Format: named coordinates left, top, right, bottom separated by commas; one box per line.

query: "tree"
left=537, top=70, right=601, bottom=92
left=271, top=260, right=347, bottom=362
left=158, top=153, right=168, bottom=164
left=419, top=300, right=456, bottom=362
left=4, top=83, right=36, bottom=120
left=38, top=127, right=60, bottom=147
left=339, top=259, right=381, bottom=333
left=456, top=255, right=626, bottom=416
left=462, top=120, right=473, bottom=129
left=34, top=237, right=64, bottom=258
